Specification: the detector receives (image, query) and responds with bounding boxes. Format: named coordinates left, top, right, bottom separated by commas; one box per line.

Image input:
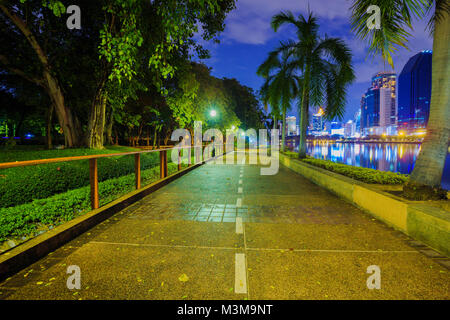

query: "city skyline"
left=279, top=49, right=433, bottom=139
left=198, top=0, right=433, bottom=123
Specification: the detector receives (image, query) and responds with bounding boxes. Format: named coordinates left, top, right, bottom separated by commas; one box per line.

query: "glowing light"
left=315, top=107, right=325, bottom=117
left=210, top=110, right=217, bottom=117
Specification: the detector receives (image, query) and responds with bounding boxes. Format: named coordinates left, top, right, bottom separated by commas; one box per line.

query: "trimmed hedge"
left=0, top=163, right=182, bottom=242
left=282, top=152, right=409, bottom=185
left=0, top=151, right=165, bottom=208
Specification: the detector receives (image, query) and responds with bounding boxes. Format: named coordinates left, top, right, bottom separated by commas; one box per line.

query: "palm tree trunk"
left=298, top=65, right=310, bottom=159
left=281, top=110, right=286, bottom=152
left=409, top=10, right=449, bottom=188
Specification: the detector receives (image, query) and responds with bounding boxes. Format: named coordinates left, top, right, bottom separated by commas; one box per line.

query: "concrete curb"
left=0, top=162, right=203, bottom=282
left=280, top=153, right=450, bottom=257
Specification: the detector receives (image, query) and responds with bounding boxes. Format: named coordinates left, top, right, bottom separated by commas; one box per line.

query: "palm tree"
left=260, top=83, right=281, bottom=132
left=268, top=11, right=355, bottom=158
left=350, top=0, right=449, bottom=198
left=258, top=52, right=300, bottom=152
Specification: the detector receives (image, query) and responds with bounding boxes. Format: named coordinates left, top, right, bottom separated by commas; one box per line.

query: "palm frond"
left=350, top=0, right=431, bottom=67
left=426, top=0, right=450, bottom=33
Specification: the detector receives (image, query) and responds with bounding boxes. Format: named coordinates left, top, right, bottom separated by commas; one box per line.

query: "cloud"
left=222, top=16, right=272, bottom=45
left=222, top=0, right=352, bottom=45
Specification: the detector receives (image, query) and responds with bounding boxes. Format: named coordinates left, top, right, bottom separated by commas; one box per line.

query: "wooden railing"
left=0, top=145, right=208, bottom=211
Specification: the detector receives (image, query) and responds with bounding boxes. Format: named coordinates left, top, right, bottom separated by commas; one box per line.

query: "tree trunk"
left=114, top=128, right=119, bottom=145
left=136, top=122, right=144, bottom=147
left=298, top=64, right=310, bottom=159
left=87, top=90, right=107, bottom=149
left=281, top=110, right=286, bottom=152
left=46, top=103, right=54, bottom=150
left=153, top=126, right=158, bottom=148
left=409, top=10, right=449, bottom=188
left=45, top=70, right=80, bottom=147
left=164, top=135, right=169, bottom=146
left=105, top=107, right=114, bottom=146
left=0, top=5, right=80, bottom=147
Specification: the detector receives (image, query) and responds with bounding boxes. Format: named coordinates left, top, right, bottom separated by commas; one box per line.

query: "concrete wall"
left=280, top=153, right=450, bottom=257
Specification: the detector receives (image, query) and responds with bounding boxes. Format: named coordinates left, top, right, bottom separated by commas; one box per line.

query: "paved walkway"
left=0, top=153, right=449, bottom=299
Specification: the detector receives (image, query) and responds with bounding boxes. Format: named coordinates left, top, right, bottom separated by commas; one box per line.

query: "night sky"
left=196, top=0, right=433, bottom=124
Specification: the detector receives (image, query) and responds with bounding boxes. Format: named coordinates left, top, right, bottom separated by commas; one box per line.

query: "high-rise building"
left=354, top=109, right=361, bottom=137
left=344, top=120, right=356, bottom=138
left=330, top=121, right=344, bottom=136
left=286, top=116, right=297, bottom=136
left=361, top=87, right=379, bottom=135
left=311, top=107, right=325, bottom=136
left=360, top=72, right=397, bottom=136
left=398, top=50, right=432, bottom=133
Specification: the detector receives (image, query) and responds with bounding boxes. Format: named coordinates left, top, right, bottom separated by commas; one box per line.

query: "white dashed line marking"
left=238, top=187, right=243, bottom=194
left=236, top=217, right=243, bottom=234
left=239, top=179, right=242, bottom=184
left=235, top=253, right=247, bottom=294
left=236, top=198, right=242, bottom=207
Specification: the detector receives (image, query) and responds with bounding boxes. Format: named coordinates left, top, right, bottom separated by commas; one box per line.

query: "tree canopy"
left=1, top=0, right=263, bottom=150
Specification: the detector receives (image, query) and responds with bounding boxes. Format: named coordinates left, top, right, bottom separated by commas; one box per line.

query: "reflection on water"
left=294, top=142, right=450, bottom=190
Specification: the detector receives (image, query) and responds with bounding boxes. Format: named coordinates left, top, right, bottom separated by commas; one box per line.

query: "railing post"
left=188, top=146, right=192, bottom=167
left=202, top=145, right=206, bottom=163
left=89, top=158, right=99, bottom=210
left=160, top=149, right=167, bottom=179
left=135, top=153, right=141, bottom=189
left=164, top=150, right=168, bottom=177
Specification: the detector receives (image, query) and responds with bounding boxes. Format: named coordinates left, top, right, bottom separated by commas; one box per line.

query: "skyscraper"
left=362, top=87, right=379, bottom=135
left=398, top=50, right=432, bottom=133
left=354, top=109, right=361, bottom=137
left=360, top=72, right=397, bottom=136
left=311, top=107, right=325, bottom=136
left=286, top=116, right=297, bottom=136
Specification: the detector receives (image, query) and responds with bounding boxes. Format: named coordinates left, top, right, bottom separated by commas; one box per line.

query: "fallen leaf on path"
left=178, top=274, right=189, bottom=282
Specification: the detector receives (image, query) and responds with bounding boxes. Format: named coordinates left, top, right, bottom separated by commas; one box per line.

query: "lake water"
left=292, top=142, right=450, bottom=190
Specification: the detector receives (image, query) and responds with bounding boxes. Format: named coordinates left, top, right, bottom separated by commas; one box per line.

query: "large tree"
left=264, top=11, right=355, bottom=158
left=350, top=0, right=449, bottom=199
left=0, top=0, right=236, bottom=148
left=190, top=63, right=240, bottom=131
left=0, top=1, right=83, bottom=147
left=222, top=78, right=266, bottom=131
